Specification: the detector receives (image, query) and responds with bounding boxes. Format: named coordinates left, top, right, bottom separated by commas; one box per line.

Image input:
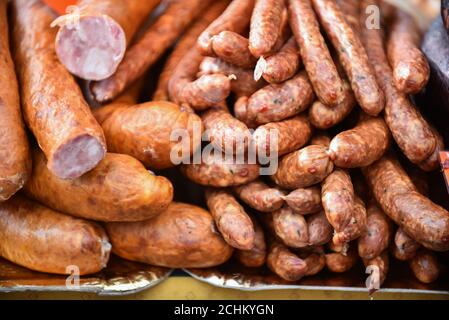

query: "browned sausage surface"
left=267, top=241, right=307, bottom=281
left=325, top=245, right=358, bottom=273
left=0, top=195, right=110, bottom=275
left=283, top=186, right=322, bottom=215
left=307, top=211, right=333, bottom=246
left=332, top=196, right=367, bottom=248
left=211, top=31, right=257, bottom=68
left=409, top=249, right=440, bottom=284
left=234, top=180, right=285, bottom=213
left=235, top=216, right=266, bottom=267
left=272, top=206, right=309, bottom=248
left=12, top=0, right=107, bottom=180
left=392, top=228, right=420, bottom=261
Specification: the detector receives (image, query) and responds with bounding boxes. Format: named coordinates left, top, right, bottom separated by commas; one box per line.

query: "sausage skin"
left=392, top=228, right=420, bottom=261
left=211, top=31, right=257, bottom=68
left=307, top=211, right=333, bottom=246
left=409, top=249, right=440, bottom=284
left=234, top=216, right=266, bottom=267
left=283, top=186, right=322, bottom=215
left=325, top=245, right=359, bottom=273
left=272, top=206, right=309, bottom=248
left=234, top=180, right=285, bottom=213
left=267, top=241, right=307, bottom=281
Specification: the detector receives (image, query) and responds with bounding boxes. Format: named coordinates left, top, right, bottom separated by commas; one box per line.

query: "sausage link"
left=387, top=10, right=430, bottom=94
left=332, top=196, right=367, bottom=248
left=392, top=228, right=420, bottom=261
left=0, top=195, right=110, bottom=275
left=267, top=241, right=308, bottom=281
left=249, top=0, right=285, bottom=58
left=197, top=0, right=255, bottom=56
left=335, top=0, right=360, bottom=32
left=12, top=0, right=106, bottom=180
left=363, top=155, right=449, bottom=251
left=303, top=252, right=326, bottom=276
left=273, top=145, right=334, bottom=190
left=91, top=0, right=211, bottom=102
left=272, top=206, right=309, bottom=248
left=106, top=202, right=234, bottom=268
left=310, top=132, right=331, bottom=148
left=211, top=31, right=257, bottom=68
left=181, top=152, right=260, bottom=187
left=0, top=0, right=30, bottom=201
left=54, top=0, right=160, bottom=81
left=288, top=0, right=345, bottom=106
left=283, top=186, right=322, bottom=215
left=325, top=245, right=359, bottom=273
left=363, top=251, right=389, bottom=288
left=307, top=211, right=333, bottom=246
left=357, top=202, right=391, bottom=260
left=234, top=180, right=285, bottom=213
left=409, top=249, right=440, bottom=284
left=153, top=2, right=229, bottom=101
left=360, top=0, right=436, bottom=164
left=321, top=169, right=355, bottom=232
left=205, top=188, right=255, bottom=250
left=25, top=151, right=173, bottom=222
left=235, top=216, right=267, bottom=267
left=234, top=96, right=257, bottom=128
left=253, top=115, right=313, bottom=157
left=329, top=115, right=391, bottom=168
left=312, top=0, right=385, bottom=116
left=418, top=128, right=444, bottom=172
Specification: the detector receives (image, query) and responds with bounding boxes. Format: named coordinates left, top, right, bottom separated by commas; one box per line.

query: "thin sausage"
left=235, top=216, right=267, bottom=267
left=234, top=180, right=285, bottom=213
left=392, top=228, right=420, bottom=261
left=272, top=206, right=309, bottom=248
left=0, top=195, right=110, bottom=275
left=12, top=0, right=106, bottom=180
left=283, top=186, right=322, bottom=215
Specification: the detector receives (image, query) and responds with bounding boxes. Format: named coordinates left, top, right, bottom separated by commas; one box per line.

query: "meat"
left=272, top=206, right=309, bottom=248
left=235, top=216, right=266, bottom=267
left=283, top=186, right=322, bottom=215
left=234, top=180, right=285, bottom=213
left=267, top=241, right=307, bottom=281
left=392, top=228, right=420, bottom=261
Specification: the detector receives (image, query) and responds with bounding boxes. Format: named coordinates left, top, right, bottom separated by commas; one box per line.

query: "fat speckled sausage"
left=234, top=180, right=285, bottom=213
left=253, top=115, right=312, bottom=157
left=360, top=0, right=436, bottom=164
left=283, top=186, right=322, bottom=215
left=267, top=240, right=307, bottom=281
left=409, top=249, right=440, bottom=284
left=24, top=151, right=173, bottom=222
left=312, top=0, right=385, bottom=116
left=95, top=101, right=203, bottom=170
left=321, top=169, right=354, bottom=232
left=205, top=188, right=255, bottom=250
left=325, top=245, right=358, bottom=273
left=307, top=211, right=333, bottom=246
left=387, top=10, right=430, bottom=94
left=392, top=228, right=420, bottom=261
left=329, top=115, right=391, bottom=168
left=358, top=202, right=391, bottom=260
left=211, top=31, right=257, bottom=68
left=273, top=145, right=334, bottom=190
left=0, top=0, right=30, bottom=201
left=197, top=0, right=254, bottom=56
left=288, top=0, right=345, bottom=107
left=0, top=195, right=110, bottom=275
left=272, top=206, right=309, bottom=248
left=12, top=0, right=107, bottom=180
left=235, top=216, right=266, bottom=267
left=363, top=155, right=449, bottom=251
left=53, top=0, right=160, bottom=81
left=106, top=202, right=234, bottom=268
left=181, top=151, right=260, bottom=187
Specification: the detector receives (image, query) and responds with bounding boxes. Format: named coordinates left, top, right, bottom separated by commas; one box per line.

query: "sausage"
left=357, top=202, right=391, bottom=260
left=332, top=196, right=367, bottom=248
left=0, top=0, right=30, bottom=201
left=247, top=71, right=315, bottom=125
left=153, top=1, right=229, bottom=101
left=418, top=128, right=445, bottom=172
left=335, top=0, right=360, bottom=32
left=253, top=114, right=313, bottom=157
left=95, top=101, right=203, bottom=170
left=24, top=151, right=173, bottom=222
left=181, top=152, right=260, bottom=187
left=321, top=169, right=355, bottom=232
left=310, top=132, right=331, bottom=147
left=273, top=145, right=334, bottom=190
left=235, top=216, right=267, bottom=267
left=288, top=0, right=345, bottom=107
left=363, top=155, right=449, bottom=251
left=283, top=186, right=322, bottom=215
left=409, top=249, right=440, bottom=284
left=272, top=206, right=309, bottom=248
left=308, top=80, right=356, bottom=130
left=267, top=241, right=307, bottom=281
left=90, top=0, right=211, bottom=102
left=233, top=96, right=258, bottom=129
left=363, top=251, right=389, bottom=288
left=392, top=228, right=420, bottom=261
left=53, top=0, right=160, bottom=81
left=205, top=188, right=255, bottom=250
left=106, top=202, right=234, bottom=268
left=312, top=0, right=385, bottom=116
left=12, top=0, right=107, bottom=180
left=199, top=57, right=265, bottom=97
left=387, top=10, right=430, bottom=94
left=360, top=0, right=436, bottom=164
left=249, top=0, right=285, bottom=58
left=0, top=195, right=111, bottom=275
left=234, top=180, right=285, bottom=213
left=307, top=211, right=333, bottom=246
left=257, top=37, right=301, bottom=84
left=329, top=115, right=391, bottom=168
left=201, top=105, right=252, bottom=155
left=210, top=31, right=257, bottom=68
left=197, top=0, right=255, bottom=56
left=325, top=245, right=359, bottom=273
left=303, top=252, right=326, bottom=276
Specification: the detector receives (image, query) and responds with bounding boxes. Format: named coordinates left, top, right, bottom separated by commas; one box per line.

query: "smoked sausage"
left=234, top=180, right=285, bottom=213
left=283, top=186, right=322, bottom=215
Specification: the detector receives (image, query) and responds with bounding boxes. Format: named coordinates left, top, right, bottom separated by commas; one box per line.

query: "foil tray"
left=0, top=256, right=172, bottom=296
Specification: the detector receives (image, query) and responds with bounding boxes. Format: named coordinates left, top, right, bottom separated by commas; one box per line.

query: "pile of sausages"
left=0, top=0, right=447, bottom=288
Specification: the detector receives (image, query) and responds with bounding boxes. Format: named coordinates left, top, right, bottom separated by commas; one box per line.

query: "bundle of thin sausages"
left=0, top=0, right=446, bottom=289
